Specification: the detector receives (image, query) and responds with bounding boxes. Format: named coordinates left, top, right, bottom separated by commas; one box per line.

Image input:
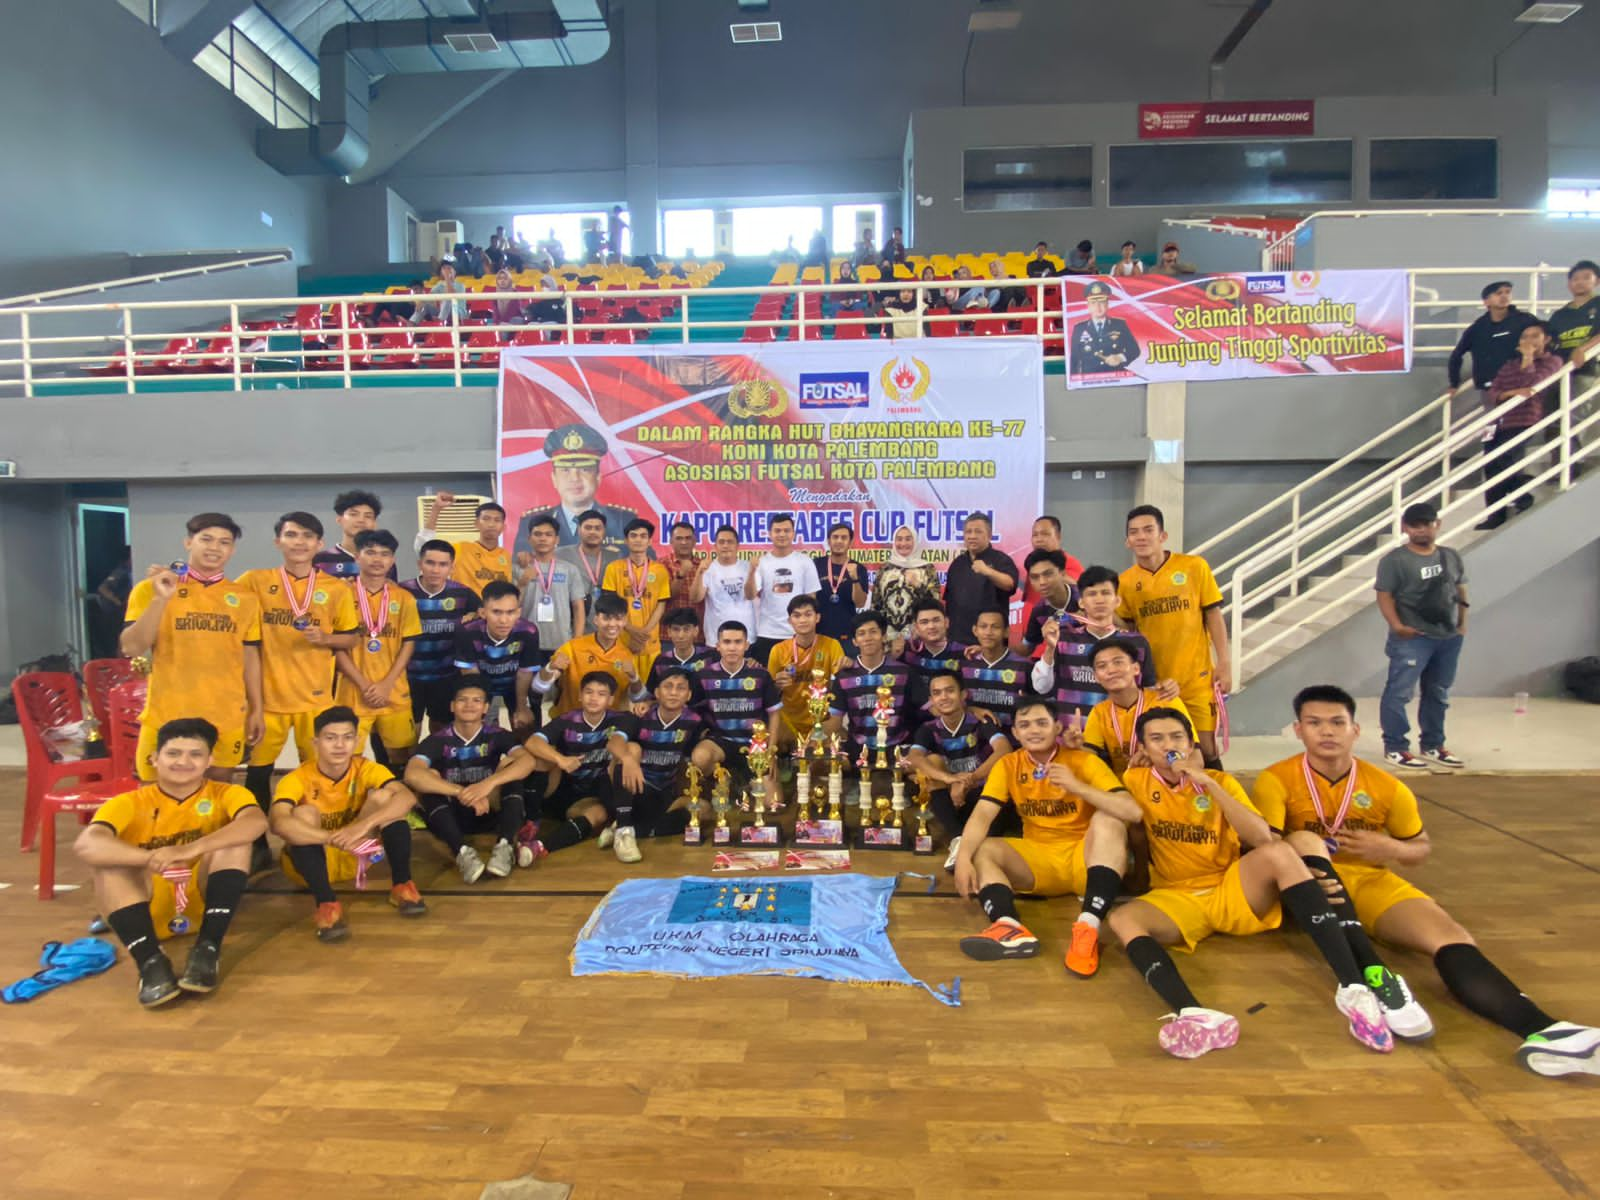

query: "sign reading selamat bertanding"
left=496, top=340, right=1044, bottom=556
left=1063, top=270, right=1412, bottom=390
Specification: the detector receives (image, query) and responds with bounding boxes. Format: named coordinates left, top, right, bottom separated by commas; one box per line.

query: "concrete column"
left=1140, top=381, right=1186, bottom=546
left=622, top=0, right=660, bottom=254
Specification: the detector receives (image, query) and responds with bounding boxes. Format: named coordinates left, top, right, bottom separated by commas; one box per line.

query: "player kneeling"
left=520, top=672, right=639, bottom=860
left=1093, top=708, right=1392, bottom=1058
left=952, top=697, right=1129, bottom=978
left=269, top=706, right=427, bottom=942
left=74, top=718, right=266, bottom=1007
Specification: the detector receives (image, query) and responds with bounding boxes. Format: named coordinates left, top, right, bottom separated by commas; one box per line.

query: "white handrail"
left=1260, top=208, right=1584, bottom=268
left=0, top=252, right=292, bottom=308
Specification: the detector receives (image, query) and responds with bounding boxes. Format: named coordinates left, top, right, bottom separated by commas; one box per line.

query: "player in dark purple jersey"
left=1031, top=565, right=1161, bottom=725
left=693, top=620, right=784, bottom=800
left=905, top=670, right=1017, bottom=868
left=898, top=599, right=969, bottom=712
left=1019, top=548, right=1080, bottom=652
left=401, top=539, right=481, bottom=735
left=603, top=667, right=714, bottom=861
left=645, top=607, right=714, bottom=697
left=959, top=608, right=1036, bottom=730
left=452, top=580, right=544, bottom=733
left=825, top=610, right=915, bottom=756
left=519, top=671, right=639, bottom=860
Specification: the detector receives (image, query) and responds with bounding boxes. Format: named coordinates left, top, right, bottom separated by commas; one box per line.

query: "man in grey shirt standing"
left=1374, top=502, right=1468, bottom=771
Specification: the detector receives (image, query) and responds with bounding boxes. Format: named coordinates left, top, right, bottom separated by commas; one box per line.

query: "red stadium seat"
left=371, top=330, right=419, bottom=368
left=416, top=327, right=460, bottom=369
left=466, top=329, right=502, bottom=367
left=11, top=673, right=113, bottom=855
left=924, top=307, right=956, bottom=337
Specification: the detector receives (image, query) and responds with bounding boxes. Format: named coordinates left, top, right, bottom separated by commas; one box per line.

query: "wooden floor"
left=1, top=769, right=1597, bottom=1200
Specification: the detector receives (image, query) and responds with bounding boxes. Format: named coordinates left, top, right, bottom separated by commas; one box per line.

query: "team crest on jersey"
left=1001, top=670, right=1016, bottom=684
left=195, top=797, right=213, bottom=816
left=1171, top=572, right=1187, bottom=585
left=313, top=589, right=328, bottom=604
left=443, top=597, right=457, bottom=611
left=742, top=677, right=757, bottom=691
left=224, top=593, right=241, bottom=607
left=1192, top=793, right=1211, bottom=812
left=1353, top=791, right=1373, bottom=810
left=389, top=601, right=401, bottom=614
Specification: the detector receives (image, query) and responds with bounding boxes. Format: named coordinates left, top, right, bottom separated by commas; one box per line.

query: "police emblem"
left=728, top=377, right=789, bottom=419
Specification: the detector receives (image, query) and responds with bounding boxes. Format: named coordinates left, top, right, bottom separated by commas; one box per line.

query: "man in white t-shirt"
left=745, top=513, right=821, bottom=663
left=692, top=524, right=757, bottom=646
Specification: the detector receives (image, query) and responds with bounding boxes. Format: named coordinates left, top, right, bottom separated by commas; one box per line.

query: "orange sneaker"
left=1064, top=919, right=1101, bottom=978
left=388, top=881, right=428, bottom=917
left=959, top=920, right=1039, bottom=961
left=314, top=901, right=350, bottom=943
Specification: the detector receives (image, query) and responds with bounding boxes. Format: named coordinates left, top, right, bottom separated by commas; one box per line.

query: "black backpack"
left=1564, top=657, right=1600, bottom=704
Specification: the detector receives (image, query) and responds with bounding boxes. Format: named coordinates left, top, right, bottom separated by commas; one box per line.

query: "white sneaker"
left=485, top=839, right=514, bottom=878
left=1519, top=1022, right=1600, bottom=1077
left=943, top=835, right=962, bottom=872
left=1421, top=747, right=1465, bottom=768
left=456, top=844, right=486, bottom=884
left=613, top=826, right=642, bottom=864
left=1158, top=1007, right=1240, bottom=1058
left=1366, top=966, right=1434, bottom=1041
left=1335, top=983, right=1395, bottom=1053
left=597, top=826, right=615, bottom=850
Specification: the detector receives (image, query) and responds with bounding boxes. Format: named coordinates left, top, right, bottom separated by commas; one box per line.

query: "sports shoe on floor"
left=959, top=919, right=1040, bottom=961
left=177, top=939, right=221, bottom=994
left=597, top=826, right=616, bottom=850
left=1365, top=965, right=1433, bottom=1041
left=1158, top=1008, right=1240, bottom=1058
left=486, top=839, right=514, bottom=878
left=405, top=810, right=428, bottom=831
left=87, top=914, right=109, bottom=935
left=515, top=821, right=544, bottom=868
left=136, top=952, right=182, bottom=1008
left=1335, top=983, right=1395, bottom=1053
left=613, top=826, right=642, bottom=863
left=389, top=881, right=428, bottom=917
left=1064, top=919, right=1101, bottom=978
left=314, top=901, right=350, bottom=943
left=1421, top=747, right=1464, bottom=768
left=1518, top=1022, right=1600, bottom=1077
left=1383, top=750, right=1429, bottom=771
left=456, top=844, right=486, bottom=884
left=943, top=835, right=962, bottom=873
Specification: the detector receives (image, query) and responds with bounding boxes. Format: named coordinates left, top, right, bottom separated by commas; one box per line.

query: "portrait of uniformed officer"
left=1070, top=280, right=1142, bottom=375
left=513, top=423, right=639, bottom=555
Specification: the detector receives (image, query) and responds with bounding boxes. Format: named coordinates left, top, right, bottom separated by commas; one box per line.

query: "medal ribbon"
left=627, top=559, right=650, bottom=604
left=577, top=548, right=604, bottom=587
left=171, top=560, right=224, bottom=585
left=356, top=583, right=390, bottom=644
left=787, top=637, right=816, bottom=677
left=279, top=567, right=318, bottom=623
left=826, top=556, right=851, bottom=593
left=161, top=865, right=194, bottom=916
left=351, top=837, right=385, bottom=889
left=1214, top=681, right=1231, bottom=754
left=1301, top=753, right=1360, bottom=845
left=1107, top=689, right=1146, bottom=759
left=1026, top=748, right=1055, bottom=781
left=531, top=554, right=557, bottom=598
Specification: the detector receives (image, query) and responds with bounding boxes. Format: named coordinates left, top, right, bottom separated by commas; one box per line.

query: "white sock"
left=1077, top=912, right=1101, bottom=930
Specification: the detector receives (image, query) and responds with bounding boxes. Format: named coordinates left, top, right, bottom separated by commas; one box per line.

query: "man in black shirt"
left=606, top=667, right=712, bottom=859
left=521, top=671, right=638, bottom=857
left=1025, top=242, right=1060, bottom=279
left=943, top=513, right=1019, bottom=643
left=905, top=671, right=1014, bottom=864
left=1546, top=260, right=1600, bottom=372
left=1447, top=281, right=1534, bottom=395
left=813, top=522, right=869, bottom=645
left=825, top=611, right=916, bottom=757
left=898, top=598, right=969, bottom=712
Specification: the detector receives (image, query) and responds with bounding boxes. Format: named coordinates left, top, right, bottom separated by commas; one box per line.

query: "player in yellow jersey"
left=533, top=592, right=651, bottom=714
left=332, top=530, right=423, bottom=764
left=952, top=696, right=1130, bottom=978
left=1080, top=707, right=1392, bottom=1058
left=1115, top=506, right=1231, bottom=763
left=1081, top=638, right=1187, bottom=776
left=602, top=518, right=672, bottom=658
left=236, top=510, right=361, bottom=820
left=74, top=718, right=265, bottom=1006
left=121, top=512, right=264, bottom=782
left=418, top=490, right=513, bottom=591
left=269, top=705, right=425, bottom=941
left=767, top=594, right=846, bottom=754
left=1254, top=685, right=1600, bottom=1076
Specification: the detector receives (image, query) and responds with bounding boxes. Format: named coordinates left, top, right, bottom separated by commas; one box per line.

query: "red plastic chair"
left=11, top=673, right=113, bottom=853
left=371, top=330, right=420, bottom=369
left=35, top=680, right=146, bottom=900
left=974, top=315, right=1015, bottom=337
left=924, top=307, right=957, bottom=337
left=832, top=320, right=869, bottom=340
left=82, top=658, right=139, bottom=732
left=465, top=329, right=502, bottom=367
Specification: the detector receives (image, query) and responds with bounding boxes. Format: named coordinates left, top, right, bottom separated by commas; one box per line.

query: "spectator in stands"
left=1156, top=242, right=1197, bottom=278
left=582, top=224, right=604, bottom=263
left=1547, top=259, right=1600, bottom=379
left=416, top=256, right=467, bottom=325
left=832, top=261, right=869, bottom=321
left=491, top=268, right=526, bottom=330
left=1026, top=242, right=1060, bottom=279
left=1447, top=281, right=1534, bottom=400
left=607, top=206, right=628, bottom=264
left=1066, top=240, right=1095, bottom=273
left=882, top=287, right=924, bottom=339
left=953, top=265, right=993, bottom=314
left=880, top=227, right=908, bottom=274
left=987, top=259, right=1027, bottom=313
left=777, top=236, right=800, bottom=263
left=374, top=283, right=422, bottom=326
left=853, top=232, right=877, bottom=269
left=1110, top=241, right=1144, bottom=278
left=802, top=230, right=830, bottom=275
left=527, top=276, right=566, bottom=325
left=1478, top=321, right=1562, bottom=530
left=484, top=235, right=506, bottom=273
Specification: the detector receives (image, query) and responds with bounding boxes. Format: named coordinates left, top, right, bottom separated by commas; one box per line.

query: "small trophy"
left=872, top=683, right=894, bottom=770
left=740, top=721, right=780, bottom=845
left=912, top=771, right=935, bottom=856
left=711, top=765, right=733, bottom=845
left=681, top=764, right=704, bottom=845
left=794, top=746, right=812, bottom=824
left=856, top=744, right=874, bottom=827
left=890, top=750, right=908, bottom=829
left=826, top=733, right=844, bottom=821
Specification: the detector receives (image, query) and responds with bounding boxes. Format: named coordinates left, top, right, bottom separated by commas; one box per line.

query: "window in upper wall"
left=730, top=206, right=825, bottom=257
left=963, top=146, right=1093, bottom=212
left=1109, top=139, right=1354, bottom=207
left=1370, top=138, right=1498, bottom=202
left=662, top=209, right=716, bottom=259
left=1548, top=185, right=1600, bottom=216
left=194, top=25, right=313, bottom=130
left=831, top=204, right=886, bottom=253
left=512, top=213, right=612, bottom=261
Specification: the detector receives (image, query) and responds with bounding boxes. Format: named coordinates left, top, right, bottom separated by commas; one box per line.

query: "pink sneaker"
left=515, top=821, right=547, bottom=869
left=1335, top=984, right=1395, bottom=1053
left=1158, top=1008, right=1240, bottom=1058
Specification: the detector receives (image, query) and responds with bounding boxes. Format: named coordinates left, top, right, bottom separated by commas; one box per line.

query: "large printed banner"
left=497, top=340, right=1044, bottom=555
left=1063, top=271, right=1411, bottom=391
left=1138, top=99, right=1315, bottom=139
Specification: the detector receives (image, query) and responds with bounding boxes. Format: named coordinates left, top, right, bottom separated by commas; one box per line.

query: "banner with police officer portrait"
left=496, top=339, right=1044, bottom=560
left=1063, top=271, right=1411, bottom=390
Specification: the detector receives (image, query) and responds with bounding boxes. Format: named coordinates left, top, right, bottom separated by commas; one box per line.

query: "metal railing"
left=0, top=252, right=292, bottom=308
left=1226, top=361, right=1599, bottom=682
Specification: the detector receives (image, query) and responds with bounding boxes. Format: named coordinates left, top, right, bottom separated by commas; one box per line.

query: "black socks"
left=106, top=903, right=163, bottom=966
left=977, top=882, right=1018, bottom=923
left=1125, top=935, right=1200, bottom=1012
left=1435, top=943, right=1557, bottom=1039
left=1279, top=878, right=1365, bottom=987
left=197, top=869, right=246, bottom=947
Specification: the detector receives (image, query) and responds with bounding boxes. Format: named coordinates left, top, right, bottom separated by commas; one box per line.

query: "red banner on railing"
left=1138, top=100, right=1314, bottom=139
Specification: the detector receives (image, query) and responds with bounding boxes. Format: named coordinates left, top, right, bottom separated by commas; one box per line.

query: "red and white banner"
left=1138, top=100, right=1314, bottom=139
left=1063, top=271, right=1411, bottom=390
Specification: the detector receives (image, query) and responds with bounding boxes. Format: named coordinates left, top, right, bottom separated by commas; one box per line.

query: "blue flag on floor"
left=571, top=873, right=960, bottom=1005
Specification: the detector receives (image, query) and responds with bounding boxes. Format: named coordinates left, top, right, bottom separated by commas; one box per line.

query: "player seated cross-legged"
left=74, top=718, right=266, bottom=1007
left=952, top=696, right=1130, bottom=978
left=403, top=678, right=541, bottom=883
left=519, top=671, right=639, bottom=860
left=269, top=706, right=427, bottom=942
left=603, top=666, right=716, bottom=861
left=1254, top=685, right=1600, bottom=1076
left=1088, top=707, right=1392, bottom=1058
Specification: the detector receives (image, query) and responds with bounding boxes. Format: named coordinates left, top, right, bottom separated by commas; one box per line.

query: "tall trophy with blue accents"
left=794, top=673, right=845, bottom=847
left=858, top=686, right=905, bottom=850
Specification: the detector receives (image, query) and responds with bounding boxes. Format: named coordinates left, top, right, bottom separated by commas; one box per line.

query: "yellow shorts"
left=279, top=843, right=364, bottom=888
left=147, top=868, right=207, bottom=942
left=1138, top=859, right=1281, bottom=952
left=136, top=720, right=246, bottom=781
left=1176, top=676, right=1218, bottom=734
left=1337, top=861, right=1431, bottom=930
left=1002, top=836, right=1087, bottom=897
left=358, top=708, right=416, bottom=755
left=248, top=711, right=317, bottom=767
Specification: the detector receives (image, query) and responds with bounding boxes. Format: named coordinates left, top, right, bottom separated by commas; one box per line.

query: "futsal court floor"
left=1, top=768, right=1596, bottom=1200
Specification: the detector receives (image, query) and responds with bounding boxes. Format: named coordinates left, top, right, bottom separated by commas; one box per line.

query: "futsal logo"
left=799, top=372, right=870, bottom=408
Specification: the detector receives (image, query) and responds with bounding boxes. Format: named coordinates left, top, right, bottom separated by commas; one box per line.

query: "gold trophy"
left=890, top=750, right=908, bottom=829
left=912, top=771, right=935, bottom=855
left=872, top=683, right=894, bottom=770
left=681, top=764, right=704, bottom=845
left=826, top=733, right=845, bottom=822
left=740, top=721, right=778, bottom=844
left=793, top=747, right=812, bottom=825
left=711, top=765, right=733, bottom=844
left=856, top=743, right=875, bottom=828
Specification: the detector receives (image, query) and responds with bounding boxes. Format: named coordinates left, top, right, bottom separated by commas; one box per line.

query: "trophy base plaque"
left=712, top=825, right=731, bottom=845
left=857, top=826, right=905, bottom=850
left=739, top=824, right=780, bottom=846
left=913, top=832, right=935, bottom=855
left=683, top=824, right=703, bottom=846
left=793, top=818, right=845, bottom=847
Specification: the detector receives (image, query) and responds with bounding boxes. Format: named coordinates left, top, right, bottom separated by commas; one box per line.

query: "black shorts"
left=416, top=788, right=526, bottom=835
left=410, top=677, right=457, bottom=734
left=536, top=773, right=609, bottom=820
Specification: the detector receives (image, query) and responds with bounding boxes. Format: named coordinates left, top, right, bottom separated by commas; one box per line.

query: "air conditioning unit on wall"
left=433, top=219, right=464, bottom=259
